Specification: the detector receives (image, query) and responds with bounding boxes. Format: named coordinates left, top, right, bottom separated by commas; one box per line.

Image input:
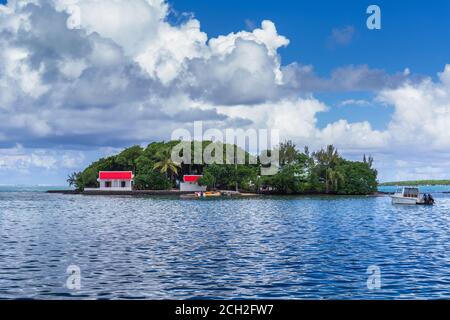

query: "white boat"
left=391, top=187, right=435, bottom=205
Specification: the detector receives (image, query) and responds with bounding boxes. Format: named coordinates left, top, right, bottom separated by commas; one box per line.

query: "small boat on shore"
left=179, top=191, right=222, bottom=199
left=391, top=187, right=435, bottom=205
left=195, top=191, right=222, bottom=198
left=180, top=191, right=259, bottom=199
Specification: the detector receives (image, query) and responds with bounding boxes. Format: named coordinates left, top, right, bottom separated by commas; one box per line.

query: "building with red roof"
left=98, top=171, right=134, bottom=191
left=180, top=175, right=207, bottom=192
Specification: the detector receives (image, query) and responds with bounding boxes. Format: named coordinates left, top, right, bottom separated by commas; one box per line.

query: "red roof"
left=183, top=175, right=202, bottom=183
left=99, top=171, right=133, bottom=180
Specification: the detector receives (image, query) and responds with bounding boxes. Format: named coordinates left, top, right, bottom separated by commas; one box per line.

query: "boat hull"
left=391, top=196, right=419, bottom=205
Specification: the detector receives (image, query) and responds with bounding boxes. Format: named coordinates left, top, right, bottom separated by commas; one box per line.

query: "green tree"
left=335, top=160, right=378, bottom=194
left=198, top=164, right=227, bottom=189
left=261, top=165, right=303, bottom=194
left=67, top=172, right=83, bottom=191
left=153, top=148, right=181, bottom=184
left=326, top=168, right=345, bottom=193
left=115, top=145, right=143, bottom=171
left=134, top=172, right=172, bottom=190
left=234, top=165, right=258, bottom=191
left=135, top=155, right=154, bottom=175
left=363, top=154, right=374, bottom=168
left=71, top=140, right=378, bottom=195
left=67, top=172, right=78, bottom=187
left=198, top=171, right=217, bottom=190
left=313, top=145, right=340, bottom=193
left=279, top=140, right=299, bottom=167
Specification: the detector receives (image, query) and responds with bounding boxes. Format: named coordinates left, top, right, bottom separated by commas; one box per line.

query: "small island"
left=63, top=140, right=378, bottom=196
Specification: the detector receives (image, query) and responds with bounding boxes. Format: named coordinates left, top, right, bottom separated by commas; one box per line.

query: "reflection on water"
left=0, top=191, right=449, bottom=299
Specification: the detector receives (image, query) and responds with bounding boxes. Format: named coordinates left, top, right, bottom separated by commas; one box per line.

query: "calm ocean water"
left=378, top=185, right=450, bottom=194
left=0, top=186, right=449, bottom=299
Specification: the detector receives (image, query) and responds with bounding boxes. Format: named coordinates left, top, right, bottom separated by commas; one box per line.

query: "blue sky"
left=1, top=0, right=450, bottom=185
left=171, top=0, right=450, bottom=128
left=171, top=0, right=450, bottom=74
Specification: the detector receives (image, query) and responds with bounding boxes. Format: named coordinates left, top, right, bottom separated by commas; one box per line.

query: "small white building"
left=180, top=175, right=207, bottom=192
left=97, top=171, right=134, bottom=191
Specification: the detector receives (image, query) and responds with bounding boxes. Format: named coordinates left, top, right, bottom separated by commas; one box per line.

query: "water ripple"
left=0, top=192, right=449, bottom=299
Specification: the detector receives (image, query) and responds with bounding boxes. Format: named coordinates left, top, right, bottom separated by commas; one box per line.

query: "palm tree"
left=67, top=172, right=79, bottom=187
left=313, top=145, right=340, bottom=193
left=324, top=145, right=339, bottom=167
left=326, top=168, right=345, bottom=193
left=363, top=154, right=374, bottom=168
left=153, top=148, right=181, bottom=182
left=279, top=140, right=298, bottom=167
left=67, top=172, right=83, bottom=191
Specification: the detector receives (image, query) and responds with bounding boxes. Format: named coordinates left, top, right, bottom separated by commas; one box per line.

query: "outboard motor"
left=424, top=193, right=435, bottom=205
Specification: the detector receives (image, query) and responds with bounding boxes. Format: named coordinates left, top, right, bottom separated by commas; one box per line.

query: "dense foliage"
left=69, top=140, right=378, bottom=195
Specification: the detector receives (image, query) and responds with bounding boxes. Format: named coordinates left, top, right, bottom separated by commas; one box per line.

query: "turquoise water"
left=0, top=186, right=71, bottom=193
left=378, top=185, right=450, bottom=194
left=0, top=187, right=449, bottom=299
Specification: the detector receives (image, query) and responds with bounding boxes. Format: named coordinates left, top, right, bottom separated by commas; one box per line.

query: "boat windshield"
left=404, top=187, right=419, bottom=197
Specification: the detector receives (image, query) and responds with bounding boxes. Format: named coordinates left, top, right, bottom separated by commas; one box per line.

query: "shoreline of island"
left=47, top=189, right=392, bottom=197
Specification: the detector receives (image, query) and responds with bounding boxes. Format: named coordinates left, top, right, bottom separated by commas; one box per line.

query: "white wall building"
left=97, top=171, right=134, bottom=191
left=180, top=175, right=207, bottom=192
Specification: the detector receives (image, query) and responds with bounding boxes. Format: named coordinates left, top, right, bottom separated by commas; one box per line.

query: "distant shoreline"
left=380, top=180, right=450, bottom=186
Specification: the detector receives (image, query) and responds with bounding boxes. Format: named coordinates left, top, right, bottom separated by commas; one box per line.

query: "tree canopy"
left=70, top=140, right=378, bottom=195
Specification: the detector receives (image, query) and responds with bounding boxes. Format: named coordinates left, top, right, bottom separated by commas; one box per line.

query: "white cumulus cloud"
left=0, top=0, right=448, bottom=181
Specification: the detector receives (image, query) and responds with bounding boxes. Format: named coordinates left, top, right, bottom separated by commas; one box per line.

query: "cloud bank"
left=0, top=0, right=449, bottom=182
